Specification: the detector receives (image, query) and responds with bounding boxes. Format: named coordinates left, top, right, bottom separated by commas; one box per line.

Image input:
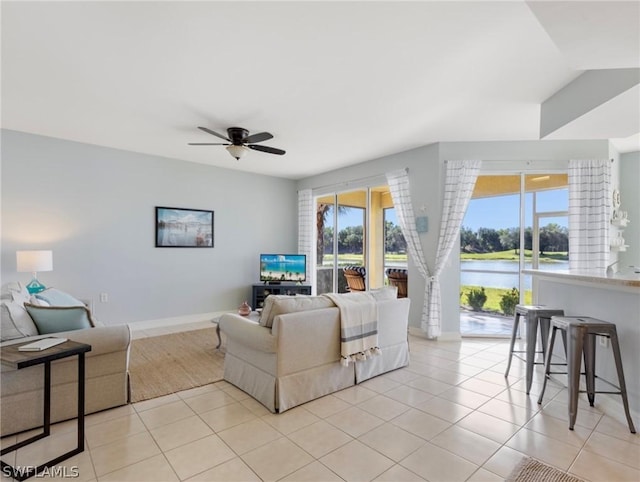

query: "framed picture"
left=155, top=207, right=214, bottom=247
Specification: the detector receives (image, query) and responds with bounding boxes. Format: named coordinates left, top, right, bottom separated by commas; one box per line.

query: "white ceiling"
left=2, top=1, right=639, bottom=180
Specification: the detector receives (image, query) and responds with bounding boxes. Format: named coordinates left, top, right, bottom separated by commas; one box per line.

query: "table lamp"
left=16, top=250, right=53, bottom=294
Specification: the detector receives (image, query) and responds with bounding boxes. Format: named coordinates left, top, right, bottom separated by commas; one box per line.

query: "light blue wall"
left=298, top=140, right=613, bottom=337
left=1, top=130, right=298, bottom=324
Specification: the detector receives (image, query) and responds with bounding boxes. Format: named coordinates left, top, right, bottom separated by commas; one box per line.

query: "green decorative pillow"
left=24, top=304, right=94, bottom=334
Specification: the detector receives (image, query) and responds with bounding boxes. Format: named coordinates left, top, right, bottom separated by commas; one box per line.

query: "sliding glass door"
left=460, top=173, right=568, bottom=336
left=316, top=190, right=367, bottom=294
left=316, top=185, right=402, bottom=294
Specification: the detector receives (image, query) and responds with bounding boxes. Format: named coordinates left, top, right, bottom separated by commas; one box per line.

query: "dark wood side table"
left=0, top=339, right=91, bottom=481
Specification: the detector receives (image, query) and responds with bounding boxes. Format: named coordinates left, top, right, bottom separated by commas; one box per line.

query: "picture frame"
left=155, top=207, right=214, bottom=247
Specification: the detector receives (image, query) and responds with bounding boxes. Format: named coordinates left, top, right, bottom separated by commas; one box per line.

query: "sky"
left=463, top=189, right=568, bottom=231
left=335, top=188, right=568, bottom=232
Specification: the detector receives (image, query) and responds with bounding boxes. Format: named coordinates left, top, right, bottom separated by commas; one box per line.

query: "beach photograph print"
left=156, top=207, right=214, bottom=247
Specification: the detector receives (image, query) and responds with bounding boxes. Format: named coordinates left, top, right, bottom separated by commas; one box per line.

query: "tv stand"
left=252, top=283, right=312, bottom=310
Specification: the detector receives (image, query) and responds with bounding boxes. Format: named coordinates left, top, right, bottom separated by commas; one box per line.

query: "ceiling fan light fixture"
left=226, top=144, right=248, bottom=160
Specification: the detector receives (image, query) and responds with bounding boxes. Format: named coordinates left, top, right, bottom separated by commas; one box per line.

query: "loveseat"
left=218, top=289, right=410, bottom=413
left=1, top=284, right=131, bottom=436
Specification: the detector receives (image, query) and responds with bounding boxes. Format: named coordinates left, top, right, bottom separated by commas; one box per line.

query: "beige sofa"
left=1, top=324, right=131, bottom=436
left=219, top=293, right=410, bottom=413
left=1, top=284, right=131, bottom=436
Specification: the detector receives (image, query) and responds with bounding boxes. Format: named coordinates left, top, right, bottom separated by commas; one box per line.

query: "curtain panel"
left=386, top=162, right=480, bottom=338
left=568, top=159, right=611, bottom=274
left=297, top=189, right=315, bottom=290
left=428, top=160, right=481, bottom=338
left=386, top=169, right=431, bottom=331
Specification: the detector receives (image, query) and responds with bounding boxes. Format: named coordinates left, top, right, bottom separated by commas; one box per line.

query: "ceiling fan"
left=189, top=126, right=286, bottom=160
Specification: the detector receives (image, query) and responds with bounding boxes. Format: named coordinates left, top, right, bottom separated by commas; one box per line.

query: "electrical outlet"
left=599, top=336, right=609, bottom=348
left=100, top=293, right=108, bottom=303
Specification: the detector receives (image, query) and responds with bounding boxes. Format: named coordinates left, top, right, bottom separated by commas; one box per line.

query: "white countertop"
left=523, top=269, right=640, bottom=289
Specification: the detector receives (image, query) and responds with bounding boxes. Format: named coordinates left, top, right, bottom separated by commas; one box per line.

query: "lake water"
left=460, top=260, right=569, bottom=290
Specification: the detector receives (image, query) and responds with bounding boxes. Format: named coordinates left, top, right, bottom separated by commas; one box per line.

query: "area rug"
left=129, top=327, right=224, bottom=403
left=507, top=457, right=585, bottom=482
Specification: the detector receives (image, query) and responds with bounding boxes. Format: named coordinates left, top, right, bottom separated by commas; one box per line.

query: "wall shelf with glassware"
left=610, top=244, right=629, bottom=252
left=611, top=215, right=630, bottom=228
left=610, top=189, right=630, bottom=252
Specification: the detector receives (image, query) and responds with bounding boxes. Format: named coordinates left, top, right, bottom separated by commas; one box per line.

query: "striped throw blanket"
left=324, top=292, right=381, bottom=367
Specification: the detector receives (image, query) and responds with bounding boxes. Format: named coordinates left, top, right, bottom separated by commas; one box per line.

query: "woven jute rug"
left=129, top=327, right=224, bottom=403
left=507, top=457, right=585, bottom=482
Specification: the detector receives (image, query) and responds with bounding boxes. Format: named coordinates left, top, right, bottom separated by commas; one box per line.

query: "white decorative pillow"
left=1, top=302, right=24, bottom=341
left=4, top=281, right=28, bottom=297
left=1, top=300, right=39, bottom=341
left=10, top=288, right=31, bottom=307
left=369, top=286, right=397, bottom=300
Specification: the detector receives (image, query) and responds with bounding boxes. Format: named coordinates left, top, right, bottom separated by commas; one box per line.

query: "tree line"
left=460, top=224, right=568, bottom=254
left=321, top=221, right=407, bottom=255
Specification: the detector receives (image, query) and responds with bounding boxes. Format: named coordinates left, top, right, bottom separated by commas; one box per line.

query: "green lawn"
left=460, top=285, right=532, bottom=313
left=323, top=250, right=568, bottom=265
left=321, top=253, right=409, bottom=266
left=460, top=249, right=567, bottom=262
left=320, top=254, right=365, bottom=266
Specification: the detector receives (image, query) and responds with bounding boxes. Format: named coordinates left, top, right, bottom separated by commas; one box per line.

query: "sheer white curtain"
left=386, top=169, right=431, bottom=331
left=298, top=189, right=315, bottom=289
left=568, top=159, right=611, bottom=274
left=387, top=163, right=479, bottom=337
left=427, top=160, right=481, bottom=338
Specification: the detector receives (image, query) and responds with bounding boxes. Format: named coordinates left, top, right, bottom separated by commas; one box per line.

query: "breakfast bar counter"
left=524, top=269, right=640, bottom=414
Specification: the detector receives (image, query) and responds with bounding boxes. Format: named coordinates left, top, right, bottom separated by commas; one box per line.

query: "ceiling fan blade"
left=188, top=142, right=230, bottom=145
left=244, top=132, right=273, bottom=144
left=197, top=126, right=230, bottom=141
left=248, top=144, right=286, bottom=155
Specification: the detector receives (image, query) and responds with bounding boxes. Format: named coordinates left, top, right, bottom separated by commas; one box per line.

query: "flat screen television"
left=260, top=254, right=306, bottom=283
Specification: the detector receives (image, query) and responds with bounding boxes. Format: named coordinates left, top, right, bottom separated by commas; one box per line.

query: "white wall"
left=536, top=278, right=640, bottom=414
left=1, top=130, right=298, bottom=324
left=298, top=140, right=612, bottom=337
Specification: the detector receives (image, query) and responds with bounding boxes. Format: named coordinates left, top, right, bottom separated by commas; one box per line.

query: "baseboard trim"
left=408, top=326, right=461, bottom=341
left=127, top=310, right=232, bottom=331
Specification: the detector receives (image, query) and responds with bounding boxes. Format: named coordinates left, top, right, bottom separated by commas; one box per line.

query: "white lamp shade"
left=17, top=250, right=53, bottom=273
left=226, top=145, right=248, bottom=160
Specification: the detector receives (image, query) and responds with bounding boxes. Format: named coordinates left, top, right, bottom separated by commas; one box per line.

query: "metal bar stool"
left=538, top=316, right=636, bottom=433
left=505, top=305, right=565, bottom=394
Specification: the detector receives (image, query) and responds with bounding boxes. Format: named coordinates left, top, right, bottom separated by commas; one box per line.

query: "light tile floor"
left=2, top=328, right=639, bottom=482
left=460, top=310, right=513, bottom=337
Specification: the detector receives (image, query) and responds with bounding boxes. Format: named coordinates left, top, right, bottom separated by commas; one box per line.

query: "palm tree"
left=316, top=203, right=331, bottom=266
left=316, top=203, right=347, bottom=265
